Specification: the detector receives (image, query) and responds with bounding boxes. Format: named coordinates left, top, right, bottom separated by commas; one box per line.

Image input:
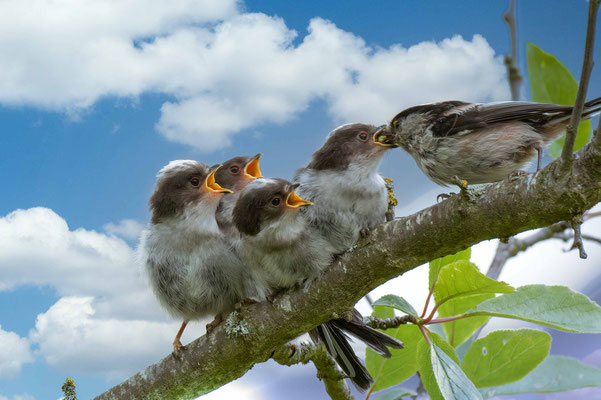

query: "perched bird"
left=233, top=178, right=403, bottom=391
left=214, top=154, right=263, bottom=235
left=375, top=97, right=601, bottom=186
left=140, top=160, right=268, bottom=354
left=295, top=123, right=397, bottom=254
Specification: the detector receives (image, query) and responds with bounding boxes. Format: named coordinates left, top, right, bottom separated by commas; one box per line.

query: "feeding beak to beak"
left=204, top=166, right=234, bottom=194
left=373, top=126, right=398, bottom=147
left=244, top=153, right=263, bottom=180
left=285, top=185, right=313, bottom=208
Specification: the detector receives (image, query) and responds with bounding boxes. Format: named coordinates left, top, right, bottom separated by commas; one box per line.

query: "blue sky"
left=1, top=1, right=601, bottom=399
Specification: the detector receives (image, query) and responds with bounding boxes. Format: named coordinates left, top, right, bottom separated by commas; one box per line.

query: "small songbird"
left=214, top=154, right=263, bottom=235
left=374, top=97, right=601, bottom=186
left=233, top=178, right=403, bottom=391
left=295, top=123, right=397, bottom=254
left=140, top=160, right=268, bottom=354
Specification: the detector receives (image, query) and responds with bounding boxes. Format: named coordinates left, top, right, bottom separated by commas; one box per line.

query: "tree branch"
left=560, top=0, right=599, bottom=164
left=272, top=344, right=353, bottom=400
left=95, top=126, right=601, bottom=400
left=486, top=221, right=570, bottom=280
left=503, top=0, right=522, bottom=101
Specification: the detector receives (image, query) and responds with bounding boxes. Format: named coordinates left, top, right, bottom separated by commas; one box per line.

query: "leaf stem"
left=420, top=284, right=436, bottom=319
left=426, top=315, right=470, bottom=325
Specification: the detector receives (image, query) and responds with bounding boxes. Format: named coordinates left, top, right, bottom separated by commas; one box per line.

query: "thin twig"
left=582, top=234, right=601, bottom=245
left=272, top=344, right=353, bottom=400
left=487, top=221, right=570, bottom=279
left=561, top=0, right=600, bottom=164
left=364, top=315, right=416, bottom=330
left=570, top=214, right=588, bottom=259
left=503, top=0, right=522, bottom=101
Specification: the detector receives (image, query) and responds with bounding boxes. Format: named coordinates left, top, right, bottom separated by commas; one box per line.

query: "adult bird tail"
left=583, top=96, right=601, bottom=118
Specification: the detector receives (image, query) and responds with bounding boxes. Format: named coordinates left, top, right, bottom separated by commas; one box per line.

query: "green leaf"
left=433, top=260, right=514, bottom=305
left=417, top=332, right=479, bottom=400
left=366, top=308, right=423, bottom=392
left=418, top=335, right=482, bottom=400
left=455, top=333, right=477, bottom=363
left=481, top=355, right=601, bottom=397
left=374, top=295, right=419, bottom=317
left=438, top=293, right=493, bottom=347
left=462, top=329, right=550, bottom=388
left=466, top=284, right=601, bottom=333
left=375, top=386, right=418, bottom=400
left=429, top=248, right=471, bottom=288
left=527, top=42, right=591, bottom=157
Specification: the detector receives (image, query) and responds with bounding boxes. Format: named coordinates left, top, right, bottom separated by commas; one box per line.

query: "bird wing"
left=431, top=101, right=573, bottom=137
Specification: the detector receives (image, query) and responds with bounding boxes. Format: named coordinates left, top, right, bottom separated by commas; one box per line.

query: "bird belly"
left=416, top=126, right=543, bottom=185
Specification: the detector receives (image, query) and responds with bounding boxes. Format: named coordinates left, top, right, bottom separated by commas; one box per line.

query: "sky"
left=1, top=1, right=601, bottom=399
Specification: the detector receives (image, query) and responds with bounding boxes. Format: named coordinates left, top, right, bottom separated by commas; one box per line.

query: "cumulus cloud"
left=103, top=219, right=146, bottom=241
left=0, top=326, right=33, bottom=379
left=0, top=207, right=203, bottom=377
left=0, top=2, right=509, bottom=151
left=30, top=297, right=188, bottom=378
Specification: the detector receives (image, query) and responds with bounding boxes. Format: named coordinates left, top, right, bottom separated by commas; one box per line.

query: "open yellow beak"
left=285, top=190, right=313, bottom=208
left=373, top=127, right=398, bottom=147
left=204, top=166, right=234, bottom=194
left=243, top=154, right=263, bottom=180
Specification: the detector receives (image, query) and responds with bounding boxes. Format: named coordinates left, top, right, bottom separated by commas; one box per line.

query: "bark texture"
left=94, top=130, right=601, bottom=400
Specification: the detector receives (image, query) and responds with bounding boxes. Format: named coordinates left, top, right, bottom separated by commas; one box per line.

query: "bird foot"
left=288, top=343, right=297, bottom=358
left=205, top=314, right=223, bottom=333
left=172, top=339, right=185, bottom=357
left=234, top=298, right=257, bottom=311
left=508, top=170, right=529, bottom=182
left=451, top=176, right=469, bottom=191
left=360, top=227, right=371, bottom=238
left=436, top=192, right=456, bottom=202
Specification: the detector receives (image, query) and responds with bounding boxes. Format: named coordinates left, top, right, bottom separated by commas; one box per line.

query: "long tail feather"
left=310, top=323, right=373, bottom=391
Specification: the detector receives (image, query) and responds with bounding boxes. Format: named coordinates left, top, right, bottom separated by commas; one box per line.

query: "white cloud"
left=103, top=219, right=145, bottom=241
left=30, top=297, right=191, bottom=378
left=0, top=326, right=33, bottom=379
left=0, top=207, right=205, bottom=377
left=0, top=2, right=509, bottom=151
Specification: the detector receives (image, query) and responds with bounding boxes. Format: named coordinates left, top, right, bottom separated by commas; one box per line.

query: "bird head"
left=214, top=154, right=262, bottom=192
left=233, top=178, right=313, bottom=236
left=150, top=161, right=232, bottom=224
left=307, top=123, right=397, bottom=171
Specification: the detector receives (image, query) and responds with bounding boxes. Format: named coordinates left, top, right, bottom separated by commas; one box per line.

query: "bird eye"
left=358, top=131, right=369, bottom=142
left=229, top=164, right=240, bottom=174
left=392, top=120, right=399, bottom=128
left=271, top=197, right=281, bottom=206
left=190, top=178, right=200, bottom=186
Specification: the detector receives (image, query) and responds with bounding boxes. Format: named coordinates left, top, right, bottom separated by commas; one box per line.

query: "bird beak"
left=204, top=166, right=234, bottom=194
left=373, top=127, right=398, bottom=147
left=285, top=189, right=313, bottom=208
left=243, top=153, right=263, bottom=180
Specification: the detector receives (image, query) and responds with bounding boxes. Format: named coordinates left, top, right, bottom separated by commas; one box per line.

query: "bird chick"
left=214, top=154, right=262, bottom=236
left=375, top=97, right=601, bottom=186
left=140, top=160, right=268, bottom=354
left=295, top=123, right=397, bottom=254
left=233, top=178, right=403, bottom=391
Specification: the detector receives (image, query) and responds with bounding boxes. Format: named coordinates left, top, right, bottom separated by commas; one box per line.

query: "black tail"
left=583, top=96, right=601, bottom=118
left=330, top=309, right=404, bottom=357
left=310, top=323, right=373, bottom=391
left=309, top=309, right=404, bottom=392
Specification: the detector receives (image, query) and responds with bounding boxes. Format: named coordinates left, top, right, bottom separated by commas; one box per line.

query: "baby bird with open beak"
left=233, top=178, right=403, bottom=391
left=140, top=160, right=268, bottom=354
left=214, top=154, right=262, bottom=235
left=295, top=123, right=397, bottom=254
left=374, top=97, right=601, bottom=186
